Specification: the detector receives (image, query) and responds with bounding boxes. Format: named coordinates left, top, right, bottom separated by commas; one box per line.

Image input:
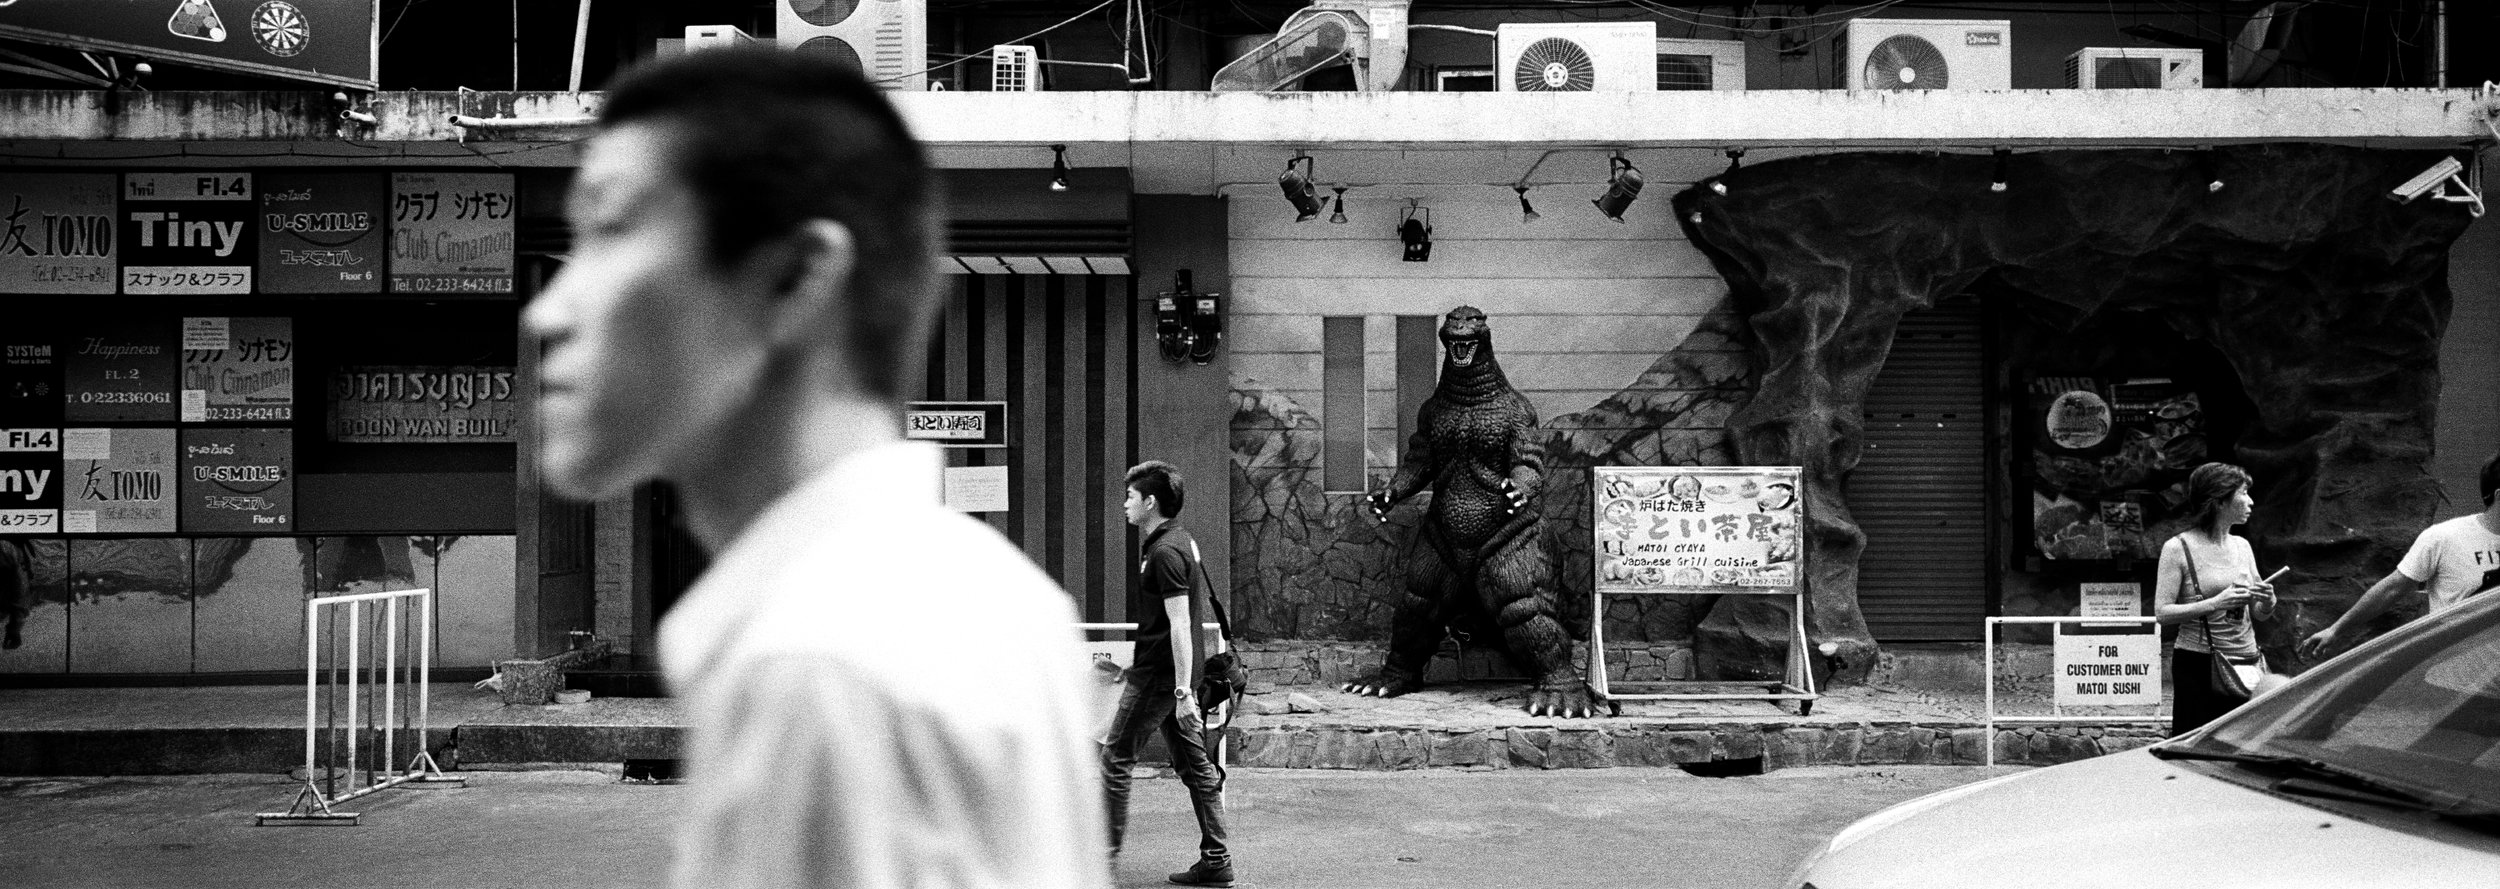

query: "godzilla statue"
left=1344, top=307, right=1602, bottom=718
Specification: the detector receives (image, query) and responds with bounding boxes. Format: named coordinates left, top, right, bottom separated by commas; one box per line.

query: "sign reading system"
left=1592, top=466, right=1803, bottom=594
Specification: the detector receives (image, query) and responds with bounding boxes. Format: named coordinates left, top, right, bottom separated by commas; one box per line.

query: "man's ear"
left=761, top=218, right=857, bottom=347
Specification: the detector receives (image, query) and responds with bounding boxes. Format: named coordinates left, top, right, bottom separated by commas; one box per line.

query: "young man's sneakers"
left=1167, top=859, right=1235, bottom=887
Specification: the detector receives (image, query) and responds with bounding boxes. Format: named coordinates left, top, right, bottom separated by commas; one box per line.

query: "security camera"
left=2390, top=156, right=2465, bottom=204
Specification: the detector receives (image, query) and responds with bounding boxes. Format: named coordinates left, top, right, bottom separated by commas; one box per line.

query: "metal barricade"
left=257, top=587, right=465, bottom=825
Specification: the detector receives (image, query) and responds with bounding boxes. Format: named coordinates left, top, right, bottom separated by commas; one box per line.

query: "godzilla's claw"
left=1343, top=670, right=1422, bottom=699
left=1366, top=490, right=1393, bottom=523
left=1525, top=681, right=1603, bottom=719
left=1499, top=478, right=1530, bottom=515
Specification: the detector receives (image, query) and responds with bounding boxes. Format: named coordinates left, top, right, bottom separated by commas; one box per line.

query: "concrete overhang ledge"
left=0, top=87, right=2491, bottom=153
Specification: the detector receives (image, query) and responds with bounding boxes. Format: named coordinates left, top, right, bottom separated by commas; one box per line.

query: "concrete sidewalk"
left=0, top=675, right=2167, bottom=775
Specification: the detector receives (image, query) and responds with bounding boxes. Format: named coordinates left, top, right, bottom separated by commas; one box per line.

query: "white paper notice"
left=182, top=317, right=232, bottom=351
left=2080, top=582, right=2141, bottom=618
left=63, top=428, right=111, bottom=461
left=181, top=389, right=208, bottom=423
left=2052, top=629, right=2162, bottom=707
left=942, top=465, right=1010, bottom=513
left=62, top=511, right=98, bottom=534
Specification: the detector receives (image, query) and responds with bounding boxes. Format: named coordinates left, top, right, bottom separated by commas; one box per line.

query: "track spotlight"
left=2200, top=150, right=2224, bottom=193
left=1514, top=184, right=1540, bottom=223
left=1398, top=203, right=1432, bottom=263
left=1279, top=153, right=1322, bottom=222
left=1708, top=147, right=1745, bottom=195
left=1989, top=147, right=2012, bottom=193
left=1329, top=185, right=1350, bottom=224
left=1593, top=153, right=1645, bottom=222
left=1048, top=144, right=1071, bottom=192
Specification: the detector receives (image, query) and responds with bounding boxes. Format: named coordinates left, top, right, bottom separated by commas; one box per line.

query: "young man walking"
left=525, top=47, right=1104, bottom=889
left=2300, top=452, right=2500, bottom=659
left=1104, top=461, right=1235, bottom=887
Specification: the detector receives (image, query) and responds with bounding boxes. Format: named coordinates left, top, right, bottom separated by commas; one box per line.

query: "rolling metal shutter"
left=1846, top=304, right=1988, bottom=641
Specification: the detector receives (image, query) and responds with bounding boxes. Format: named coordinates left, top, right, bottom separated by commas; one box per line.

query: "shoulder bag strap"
left=1187, top=539, right=1233, bottom=645
left=2184, top=539, right=2219, bottom=646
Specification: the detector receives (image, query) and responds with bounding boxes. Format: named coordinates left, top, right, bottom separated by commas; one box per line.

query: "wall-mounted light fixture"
left=1514, top=184, right=1540, bottom=223
left=1593, top=152, right=1644, bottom=222
left=1708, top=147, right=1745, bottom=195
left=1398, top=202, right=1432, bottom=262
left=2200, top=149, right=2225, bottom=194
left=1048, top=144, right=1072, bottom=192
left=1989, top=147, right=2013, bottom=193
left=1329, top=185, right=1350, bottom=224
left=1279, top=153, right=1322, bottom=222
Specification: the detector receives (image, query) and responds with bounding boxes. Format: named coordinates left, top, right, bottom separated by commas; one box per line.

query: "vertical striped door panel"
left=925, top=275, right=1135, bottom=623
left=1846, top=304, right=1989, bottom=641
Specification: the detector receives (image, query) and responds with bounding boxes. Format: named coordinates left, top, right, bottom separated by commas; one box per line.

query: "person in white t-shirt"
left=524, top=47, right=1105, bottom=889
left=2299, top=452, right=2500, bottom=660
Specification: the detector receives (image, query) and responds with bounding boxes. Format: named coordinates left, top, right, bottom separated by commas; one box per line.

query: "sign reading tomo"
left=1592, top=466, right=1802, bottom=594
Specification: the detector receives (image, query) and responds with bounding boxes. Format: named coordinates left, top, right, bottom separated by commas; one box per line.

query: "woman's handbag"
left=2184, top=544, right=2265, bottom=705
left=1186, top=540, right=1245, bottom=720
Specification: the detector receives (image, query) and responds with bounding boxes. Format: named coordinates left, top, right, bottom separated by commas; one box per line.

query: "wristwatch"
left=1172, top=687, right=1194, bottom=699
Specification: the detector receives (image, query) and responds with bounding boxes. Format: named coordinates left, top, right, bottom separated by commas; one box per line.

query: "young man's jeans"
left=1101, top=668, right=1229, bottom=864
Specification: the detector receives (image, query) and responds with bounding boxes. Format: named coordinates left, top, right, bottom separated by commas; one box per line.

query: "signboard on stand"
left=1593, top=466, right=1803, bottom=594
left=2051, top=626, right=2163, bottom=706
left=0, top=173, right=118, bottom=294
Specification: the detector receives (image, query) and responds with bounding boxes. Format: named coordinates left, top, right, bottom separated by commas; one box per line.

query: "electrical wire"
left=876, top=0, right=1121, bottom=85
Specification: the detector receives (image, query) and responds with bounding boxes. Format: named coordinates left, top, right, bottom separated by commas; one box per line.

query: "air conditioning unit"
left=991, top=44, right=1042, bottom=91
left=1496, top=21, right=1658, bottom=92
left=775, top=0, right=928, bottom=91
left=1655, top=37, right=1745, bottom=90
left=1843, top=18, right=2011, bottom=91
left=2066, top=47, right=2202, bottom=89
left=684, top=25, right=754, bottom=53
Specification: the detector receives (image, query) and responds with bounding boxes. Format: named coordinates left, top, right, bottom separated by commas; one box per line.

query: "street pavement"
left=2, top=764, right=2028, bottom=889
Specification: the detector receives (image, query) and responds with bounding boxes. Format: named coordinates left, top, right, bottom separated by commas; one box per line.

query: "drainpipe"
left=2432, top=0, right=2447, bottom=88
left=568, top=0, right=592, bottom=92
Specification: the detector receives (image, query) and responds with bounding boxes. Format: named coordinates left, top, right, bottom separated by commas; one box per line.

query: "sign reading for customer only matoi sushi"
left=389, top=172, right=514, bottom=294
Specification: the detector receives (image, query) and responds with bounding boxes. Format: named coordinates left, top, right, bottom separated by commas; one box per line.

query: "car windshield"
left=2192, top=593, right=2500, bottom=812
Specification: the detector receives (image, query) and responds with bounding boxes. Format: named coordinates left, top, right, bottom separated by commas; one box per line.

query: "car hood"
left=1801, top=748, right=2500, bottom=888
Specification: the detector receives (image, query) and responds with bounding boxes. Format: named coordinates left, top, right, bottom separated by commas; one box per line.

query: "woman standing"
left=2154, top=462, right=2279, bottom=736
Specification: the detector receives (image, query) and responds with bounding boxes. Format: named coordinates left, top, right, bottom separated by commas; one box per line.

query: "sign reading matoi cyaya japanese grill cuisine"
left=330, top=366, right=517, bottom=443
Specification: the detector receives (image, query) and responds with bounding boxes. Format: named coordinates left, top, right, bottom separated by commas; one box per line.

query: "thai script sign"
left=179, top=427, right=291, bottom=533
left=62, top=427, right=175, bottom=533
left=389, top=172, right=515, bottom=294
left=122, top=172, right=254, bottom=294
left=2052, top=627, right=2162, bottom=706
left=904, top=401, right=1008, bottom=447
left=328, top=365, right=517, bottom=443
left=0, top=1, right=377, bottom=90
left=0, top=173, right=117, bottom=294
left=64, top=317, right=179, bottom=423
left=1593, top=466, right=1802, bottom=594
left=257, top=172, right=383, bottom=293
left=180, top=317, right=293, bottom=422
left=0, top=427, right=60, bottom=534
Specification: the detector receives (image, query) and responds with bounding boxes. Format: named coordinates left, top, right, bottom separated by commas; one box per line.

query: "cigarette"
left=2262, top=566, right=2290, bottom=583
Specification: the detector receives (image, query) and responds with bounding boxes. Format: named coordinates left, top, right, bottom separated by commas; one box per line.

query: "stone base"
left=1222, top=720, right=2160, bottom=771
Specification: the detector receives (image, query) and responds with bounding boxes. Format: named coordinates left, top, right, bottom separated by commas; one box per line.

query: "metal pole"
left=346, top=600, right=360, bottom=787
left=418, top=589, right=432, bottom=769
left=1984, top=619, right=1996, bottom=768
left=2433, top=1, right=2448, bottom=88
left=302, top=597, right=317, bottom=788
left=568, top=0, right=592, bottom=92
left=384, top=596, right=398, bottom=780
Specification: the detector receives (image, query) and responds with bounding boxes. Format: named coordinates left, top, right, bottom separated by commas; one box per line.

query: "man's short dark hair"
left=2482, top=451, right=2500, bottom=507
left=596, top=46, right=941, bottom=404
left=1126, top=461, right=1184, bottom=519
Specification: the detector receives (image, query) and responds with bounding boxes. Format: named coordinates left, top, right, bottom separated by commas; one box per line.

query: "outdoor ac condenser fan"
left=1513, top=37, right=1597, bottom=91
left=1863, top=34, right=1950, bottom=89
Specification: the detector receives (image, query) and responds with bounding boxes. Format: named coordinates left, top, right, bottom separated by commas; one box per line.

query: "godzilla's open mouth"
left=1447, top=340, right=1479, bottom=367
